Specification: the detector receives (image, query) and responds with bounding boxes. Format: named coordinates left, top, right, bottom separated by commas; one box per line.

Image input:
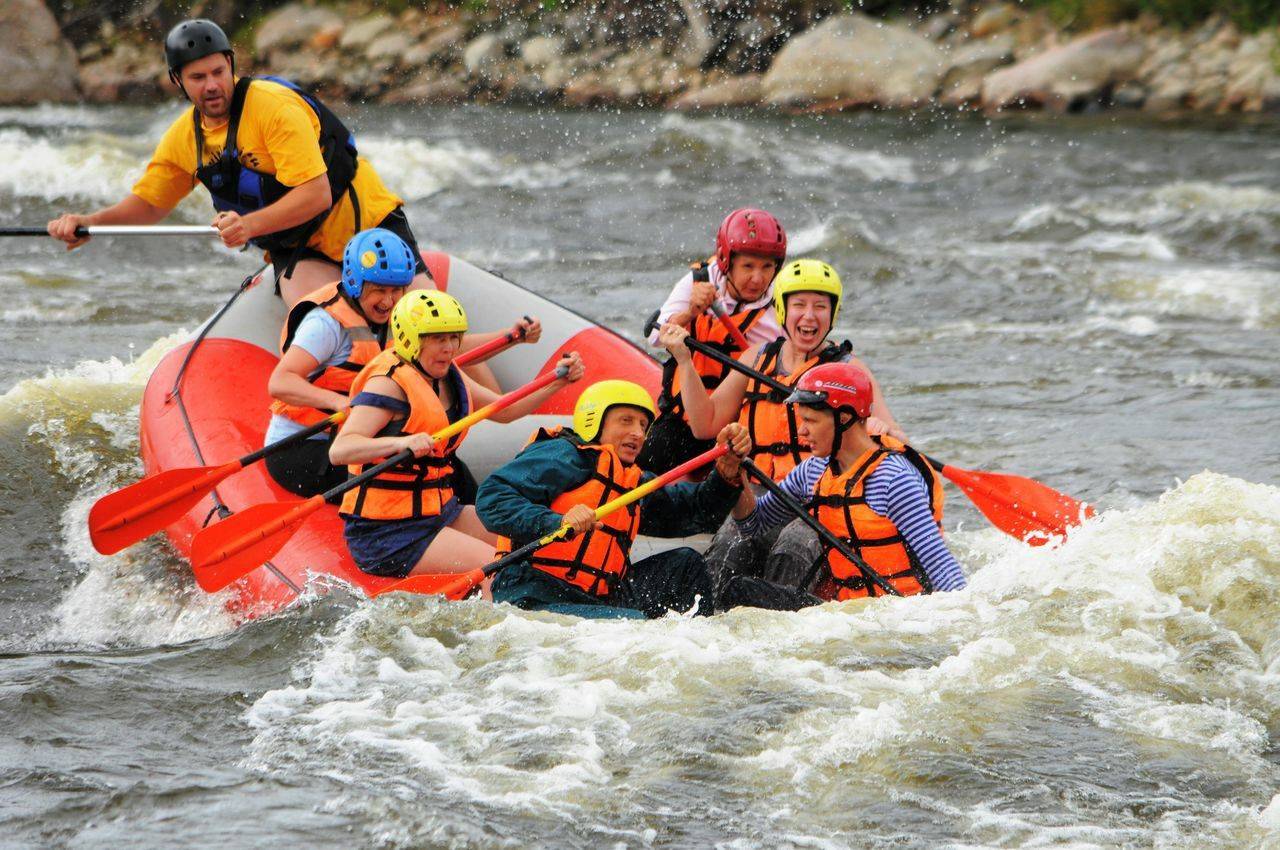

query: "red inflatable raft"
left=139, top=252, right=660, bottom=616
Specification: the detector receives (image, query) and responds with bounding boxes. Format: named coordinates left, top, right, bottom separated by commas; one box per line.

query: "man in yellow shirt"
left=46, top=19, right=430, bottom=307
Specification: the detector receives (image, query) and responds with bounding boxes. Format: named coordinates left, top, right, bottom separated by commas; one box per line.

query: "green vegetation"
left=1019, top=0, right=1278, bottom=32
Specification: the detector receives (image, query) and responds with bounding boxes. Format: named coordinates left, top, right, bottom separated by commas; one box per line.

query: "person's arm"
left=214, top=174, right=330, bottom=249
left=267, top=311, right=351, bottom=412
left=47, top=193, right=170, bottom=250
left=475, top=439, right=594, bottom=541
left=648, top=270, right=700, bottom=345
left=267, top=347, right=349, bottom=413
left=461, top=351, right=584, bottom=424
left=734, top=457, right=828, bottom=537
left=636, top=423, right=751, bottom=537
left=872, top=460, right=967, bottom=592
left=656, top=322, right=752, bottom=439
left=328, top=376, right=431, bottom=465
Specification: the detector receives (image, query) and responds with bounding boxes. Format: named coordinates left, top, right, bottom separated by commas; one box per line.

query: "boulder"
left=383, top=68, right=470, bottom=104
left=981, top=28, right=1146, bottom=112
left=406, top=24, right=467, bottom=67
left=255, top=4, right=344, bottom=56
left=520, top=35, right=565, bottom=69
left=762, top=13, right=946, bottom=108
left=1222, top=32, right=1280, bottom=111
left=970, top=3, right=1020, bottom=38
left=671, top=73, right=763, bottom=110
left=339, top=15, right=395, bottom=53
left=0, top=0, right=78, bottom=104
left=463, top=33, right=505, bottom=77
left=366, top=32, right=414, bottom=64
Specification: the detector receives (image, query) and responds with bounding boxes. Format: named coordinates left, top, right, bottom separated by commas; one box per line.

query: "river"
left=1, top=102, right=1278, bottom=848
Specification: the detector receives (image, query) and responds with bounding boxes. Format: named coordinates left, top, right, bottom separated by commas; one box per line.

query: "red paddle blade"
left=190, top=497, right=323, bottom=592
left=940, top=464, right=1095, bottom=546
left=369, top=568, right=487, bottom=601
left=89, top=462, right=241, bottom=555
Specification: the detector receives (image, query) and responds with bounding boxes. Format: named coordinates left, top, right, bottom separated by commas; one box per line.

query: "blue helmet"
left=341, top=228, right=416, bottom=299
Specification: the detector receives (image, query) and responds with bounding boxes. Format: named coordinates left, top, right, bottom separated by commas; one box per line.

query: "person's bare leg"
left=449, top=505, right=497, bottom=545
left=278, top=258, right=341, bottom=307
left=406, top=526, right=495, bottom=576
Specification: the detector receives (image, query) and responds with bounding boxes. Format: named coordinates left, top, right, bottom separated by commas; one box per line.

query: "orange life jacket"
left=658, top=259, right=768, bottom=419
left=739, top=337, right=851, bottom=481
left=270, top=281, right=386, bottom=427
left=338, top=349, right=470, bottom=521
left=495, top=428, right=643, bottom=597
left=809, top=436, right=944, bottom=601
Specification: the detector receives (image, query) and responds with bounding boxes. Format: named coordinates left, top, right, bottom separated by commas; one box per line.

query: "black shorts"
left=272, top=206, right=430, bottom=283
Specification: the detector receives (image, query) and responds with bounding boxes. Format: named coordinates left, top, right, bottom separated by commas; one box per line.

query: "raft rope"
left=167, top=265, right=304, bottom=596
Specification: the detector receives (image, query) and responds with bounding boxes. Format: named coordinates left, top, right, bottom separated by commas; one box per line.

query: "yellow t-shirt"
left=131, top=79, right=403, bottom=262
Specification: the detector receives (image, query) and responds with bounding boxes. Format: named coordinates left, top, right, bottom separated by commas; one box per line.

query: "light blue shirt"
left=264, top=309, right=354, bottom=445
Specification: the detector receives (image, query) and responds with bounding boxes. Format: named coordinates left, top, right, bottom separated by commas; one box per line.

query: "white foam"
left=1099, top=267, right=1280, bottom=328
left=1068, top=231, right=1177, bottom=261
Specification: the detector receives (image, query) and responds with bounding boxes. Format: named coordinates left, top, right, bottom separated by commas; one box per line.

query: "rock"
left=255, top=4, right=344, bottom=56
left=671, top=73, right=763, bottom=110
left=463, top=33, right=505, bottom=78
left=520, top=35, right=565, bottom=69
left=406, top=24, right=467, bottom=67
left=383, top=68, right=469, bottom=104
left=762, top=13, right=946, bottom=109
left=0, top=0, right=79, bottom=104
left=676, top=0, right=727, bottom=69
left=1112, top=81, right=1147, bottom=108
left=366, top=32, right=414, bottom=64
left=1144, top=72, right=1193, bottom=112
left=1222, top=32, right=1280, bottom=111
left=309, top=23, right=344, bottom=52
left=921, top=10, right=960, bottom=41
left=981, top=28, right=1146, bottom=112
left=339, top=15, right=395, bottom=53
left=942, top=34, right=1015, bottom=82
left=78, top=55, right=164, bottom=103
left=970, top=3, right=1021, bottom=38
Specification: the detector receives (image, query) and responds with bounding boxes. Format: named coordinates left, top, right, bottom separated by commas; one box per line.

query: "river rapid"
left=1, top=103, right=1278, bottom=848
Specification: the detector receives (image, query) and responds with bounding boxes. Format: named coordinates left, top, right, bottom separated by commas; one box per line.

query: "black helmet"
left=164, top=19, right=233, bottom=79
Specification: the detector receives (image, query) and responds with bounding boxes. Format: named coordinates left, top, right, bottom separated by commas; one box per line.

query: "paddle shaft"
left=427, top=443, right=732, bottom=599
left=740, top=457, right=901, bottom=598
left=645, top=311, right=792, bottom=397
left=1, top=225, right=219, bottom=237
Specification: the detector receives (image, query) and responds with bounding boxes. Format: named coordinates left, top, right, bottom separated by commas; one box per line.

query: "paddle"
left=371, top=443, right=731, bottom=601
left=3, top=225, right=219, bottom=237
left=88, top=330, right=527, bottom=556
left=708, top=301, right=751, bottom=351
left=189, top=363, right=570, bottom=593
left=739, top=457, right=900, bottom=597
left=644, top=311, right=1093, bottom=542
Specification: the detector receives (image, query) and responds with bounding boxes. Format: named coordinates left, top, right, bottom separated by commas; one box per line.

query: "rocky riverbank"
left=6, top=1, right=1280, bottom=115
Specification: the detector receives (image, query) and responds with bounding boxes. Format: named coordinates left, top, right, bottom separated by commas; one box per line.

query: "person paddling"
left=266, top=228, right=541, bottom=497
left=637, top=208, right=787, bottom=472
left=658, top=258, right=903, bottom=483
left=329, top=291, right=583, bottom=582
left=721, top=363, right=967, bottom=611
left=46, top=19, right=431, bottom=306
left=476, top=381, right=753, bottom=618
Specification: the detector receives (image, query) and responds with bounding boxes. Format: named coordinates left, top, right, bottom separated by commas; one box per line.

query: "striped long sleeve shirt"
left=737, top=454, right=968, bottom=592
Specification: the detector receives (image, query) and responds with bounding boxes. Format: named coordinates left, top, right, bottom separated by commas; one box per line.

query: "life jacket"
left=269, top=281, right=387, bottom=428
left=193, top=76, right=360, bottom=256
left=495, top=427, right=643, bottom=597
left=658, top=259, right=768, bottom=419
left=739, top=337, right=852, bottom=481
left=809, top=436, right=944, bottom=600
left=338, top=349, right=470, bottom=521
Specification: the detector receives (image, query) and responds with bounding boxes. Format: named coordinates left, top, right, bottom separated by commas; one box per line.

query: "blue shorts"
left=342, top=498, right=464, bottom=578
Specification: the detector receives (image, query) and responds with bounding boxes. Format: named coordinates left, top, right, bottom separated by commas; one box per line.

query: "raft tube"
left=139, top=252, right=660, bottom=616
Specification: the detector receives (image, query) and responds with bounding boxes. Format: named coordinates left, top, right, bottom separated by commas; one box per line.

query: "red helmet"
left=785, top=363, right=873, bottom=420
left=715, top=208, right=787, bottom=274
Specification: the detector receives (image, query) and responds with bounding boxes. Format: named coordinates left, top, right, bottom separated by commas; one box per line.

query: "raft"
left=139, top=252, right=661, bottom=616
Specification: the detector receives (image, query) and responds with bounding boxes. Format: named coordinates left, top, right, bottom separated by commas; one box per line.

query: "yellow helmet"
left=773, top=259, right=843, bottom=329
left=390, top=290, right=468, bottom=362
left=573, top=380, right=656, bottom=443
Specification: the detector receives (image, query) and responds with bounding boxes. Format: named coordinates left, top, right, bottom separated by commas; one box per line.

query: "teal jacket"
left=476, top=429, right=741, bottom=550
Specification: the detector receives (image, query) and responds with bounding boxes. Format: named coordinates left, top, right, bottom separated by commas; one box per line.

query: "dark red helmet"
left=715, top=208, right=787, bottom=274
left=785, top=363, right=873, bottom=420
